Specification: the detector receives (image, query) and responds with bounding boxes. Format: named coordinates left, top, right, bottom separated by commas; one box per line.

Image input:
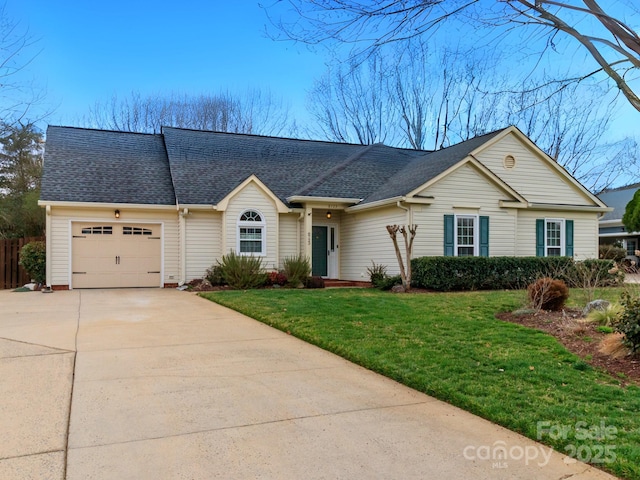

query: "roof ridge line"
left=293, top=143, right=380, bottom=196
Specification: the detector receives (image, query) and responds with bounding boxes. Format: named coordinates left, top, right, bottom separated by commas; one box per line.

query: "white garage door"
left=72, top=223, right=161, bottom=288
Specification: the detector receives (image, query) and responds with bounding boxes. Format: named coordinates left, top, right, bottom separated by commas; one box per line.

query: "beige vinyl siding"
left=475, top=133, right=590, bottom=205
left=185, top=211, right=222, bottom=281
left=48, top=206, right=179, bottom=287
left=224, top=182, right=279, bottom=270
left=341, top=206, right=406, bottom=281
left=413, top=163, right=517, bottom=256
left=516, top=210, right=599, bottom=259
left=278, top=213, right=300, bottom=269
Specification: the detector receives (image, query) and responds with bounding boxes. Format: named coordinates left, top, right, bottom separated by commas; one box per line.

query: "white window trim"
left=544, top=218, right=565, bottom=257
left=237, top=209, right=266, bottom=256
left=454, top=214, right=479, bottom=257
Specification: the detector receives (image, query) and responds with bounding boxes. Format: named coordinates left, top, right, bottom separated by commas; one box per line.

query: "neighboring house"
left=598, top=183, right=640, bottom=255
left=39, top=125, right=610, bottom=290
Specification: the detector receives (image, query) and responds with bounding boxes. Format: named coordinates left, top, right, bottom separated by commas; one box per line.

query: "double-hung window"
left=238, top=210, right=266, bottom=255
left=456, top=215, right=477, bottom=257
left=545, top=219, right=564, bottom=256
left=444, top=214, right=489, bottom=257
left=536, top=218, right=573, bottom=257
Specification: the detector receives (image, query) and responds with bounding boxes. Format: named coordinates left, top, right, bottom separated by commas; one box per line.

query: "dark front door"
left=312, top=226, right=328, bottom=277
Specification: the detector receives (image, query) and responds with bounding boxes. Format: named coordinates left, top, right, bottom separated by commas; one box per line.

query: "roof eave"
left=286, top=195, right=362, bottom=205
left=38, top=200, right=177, bottom=210
left=527, top=203, right=613, bottom=213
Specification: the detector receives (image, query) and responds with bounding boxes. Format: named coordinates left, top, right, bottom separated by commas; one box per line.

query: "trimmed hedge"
left=410, top=256, right=622, bottom=291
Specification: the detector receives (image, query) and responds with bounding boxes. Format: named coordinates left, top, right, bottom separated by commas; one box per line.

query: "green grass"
left=201, top=288, right=640, bottom=479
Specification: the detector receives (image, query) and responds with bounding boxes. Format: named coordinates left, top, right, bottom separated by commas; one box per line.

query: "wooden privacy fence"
left=0, top=237, right=45, bottom=289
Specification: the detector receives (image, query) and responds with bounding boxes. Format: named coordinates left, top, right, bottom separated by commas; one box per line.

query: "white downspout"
left=45, top=205, right=52, bottom=288
left=179, top=207, right=188, bottom=286
left=297, top=211, right=304, bottom=255
left=396, top=199, right=411, bottom=224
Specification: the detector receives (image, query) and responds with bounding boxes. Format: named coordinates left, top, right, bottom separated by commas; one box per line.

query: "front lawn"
left=201, top=288, right=640, bottom=479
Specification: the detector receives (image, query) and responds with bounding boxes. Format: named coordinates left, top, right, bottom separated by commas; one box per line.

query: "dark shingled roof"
left=41, top=125, right=513, bottom=207
left=41, top=126, right=176, bottom=205
left=162, top=127, right=427, bottom=205
left=361, top=130, right=504, bottom=203
left=598, top=183, right=640, bottom=222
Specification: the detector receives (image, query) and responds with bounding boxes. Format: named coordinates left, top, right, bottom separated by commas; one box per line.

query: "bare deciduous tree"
left=308, top=52, right=395, bottom=145
left=267, top=0, right=640, bottom=112
left=0, top=5, right=45, bottom=125
left=85, top=89, right=292, bottom=136
left=386, top=224, right=417, bottom=292
left=308, top=41, right=632, bottom=190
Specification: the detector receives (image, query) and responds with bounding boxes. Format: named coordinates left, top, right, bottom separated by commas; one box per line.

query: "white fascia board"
left=346, top=196, right=404, bottom=212
left=177, top=204, right=217, bottom=210
left=527, top=203, right=612, bottom=213
left=37, top=200, right=177, bottom=211
left=599, top=232, right=632, bottom=238
left=286, top=195, right=362, bottom=205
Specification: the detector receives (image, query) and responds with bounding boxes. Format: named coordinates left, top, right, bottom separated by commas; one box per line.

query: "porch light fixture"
left=326, top=211, right=332, bottom=219
left=114, top=209, right=120, bottom=219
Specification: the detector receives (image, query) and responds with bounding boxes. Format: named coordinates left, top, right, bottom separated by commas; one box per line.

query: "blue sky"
left=6, top=0, right=639, bottom=146
left=7, top=1, right=327, bottom=128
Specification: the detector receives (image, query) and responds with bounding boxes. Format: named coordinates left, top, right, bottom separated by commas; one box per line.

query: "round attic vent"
left=503, top=155, right=516, bottom=169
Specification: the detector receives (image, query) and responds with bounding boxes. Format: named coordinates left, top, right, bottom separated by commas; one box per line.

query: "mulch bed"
left=496, top=308, right=640, bottom=386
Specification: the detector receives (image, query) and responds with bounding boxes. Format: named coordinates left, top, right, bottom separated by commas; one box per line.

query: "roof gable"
left=360, top=130, right=504, bottom=204
left=215, top=174, right=289, bottom=213
left=408, top=156, right=527, bottom=205
left=471, top=127, right=606, bottom=208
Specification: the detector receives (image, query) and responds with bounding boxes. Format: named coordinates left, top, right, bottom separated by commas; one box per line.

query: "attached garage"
left=72, top=223, right=162, bottom=288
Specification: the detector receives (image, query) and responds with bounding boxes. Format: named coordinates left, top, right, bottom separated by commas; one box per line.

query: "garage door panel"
left=72, top=223, right=162, bottom=289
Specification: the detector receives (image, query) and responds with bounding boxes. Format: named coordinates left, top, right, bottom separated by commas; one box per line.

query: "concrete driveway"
left=0, top=289, right=618, bottom=479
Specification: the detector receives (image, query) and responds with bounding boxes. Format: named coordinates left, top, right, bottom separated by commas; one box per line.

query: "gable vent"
left=503, top=155, right=516, bottom=169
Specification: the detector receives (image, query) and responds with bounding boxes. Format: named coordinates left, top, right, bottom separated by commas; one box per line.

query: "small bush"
left=218, top=251, right=268, bottom=290
left=378, top=274, right=402, bottom=291
left=19, top=241, right=46, bottom=284
left=599, top=244, right=627, bottom=262
left=305, top=276, right=325, bottom=289
left=617, top=292, right=640, bottom=353
left=283, top=254, right=311, bottom=287
left=267, top=271, right=288, bottom=286
left=205, top=264, right=225, bottom=286
left=567, top=259, right=624, bottom=291
left=367, top=261, right=388, bottom=288
left=527, top=277, right=569, bottom=311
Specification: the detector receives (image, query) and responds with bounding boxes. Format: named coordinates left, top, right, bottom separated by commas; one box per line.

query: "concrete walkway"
left=0, top=289, right=618, bottom=479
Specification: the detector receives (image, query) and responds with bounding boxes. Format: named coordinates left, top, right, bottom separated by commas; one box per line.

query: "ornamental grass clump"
left=367, top=261, right=388, bottom=288
left=218, top=251, right=267, bottom=290
left=283, top=254, right=311, bottom=288
left=586, top=303, right=623, bottom=326
left=527, top=277, right=569, bottom=311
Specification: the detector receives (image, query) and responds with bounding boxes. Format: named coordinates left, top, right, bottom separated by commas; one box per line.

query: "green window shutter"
left=444, top=215, right=454, bottom=256
left=479, top=216, right=489, bottom=257
left=565, top=220, right=574, bottom=257
left=536, top=219, right=545, bottom=257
